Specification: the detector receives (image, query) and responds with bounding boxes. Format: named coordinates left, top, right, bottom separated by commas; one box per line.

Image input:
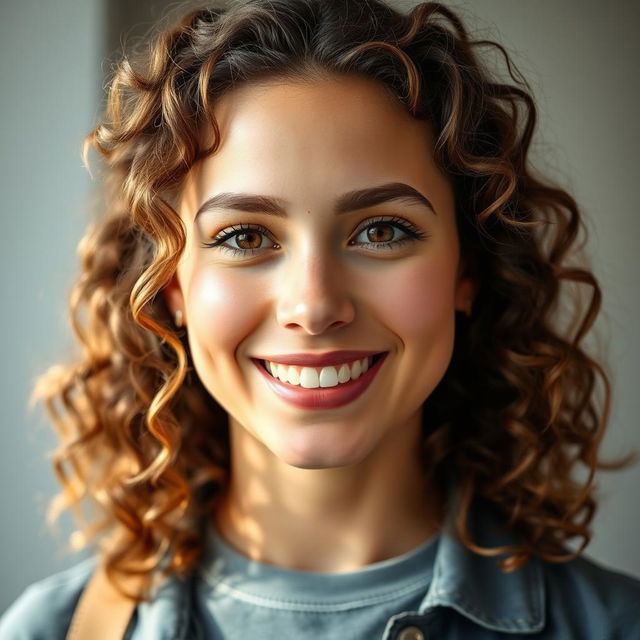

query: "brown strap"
left=66, top=563, right=141, bottom=640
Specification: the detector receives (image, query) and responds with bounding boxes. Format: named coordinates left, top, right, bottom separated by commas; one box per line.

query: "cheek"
left=374, top=257, right=458, bottom=406
left=375, top=259, right=456, bottom=338
left=185, top=268, right=262, bottom=358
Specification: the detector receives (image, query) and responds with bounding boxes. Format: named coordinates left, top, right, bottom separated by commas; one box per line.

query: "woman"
left=1, top=0, right=639, bottom=638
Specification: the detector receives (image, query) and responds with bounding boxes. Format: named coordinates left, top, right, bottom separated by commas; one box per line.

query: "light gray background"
left=1, top=0, right=639, bottom=613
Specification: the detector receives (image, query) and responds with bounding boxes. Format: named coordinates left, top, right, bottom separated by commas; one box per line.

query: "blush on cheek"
left=377, top=262, right=455, bottom=337
left=187, top=270, right=261, bottom=365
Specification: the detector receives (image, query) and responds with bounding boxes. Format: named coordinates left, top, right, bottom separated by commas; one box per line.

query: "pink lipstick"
left=251, top=352, right=388, bottom=410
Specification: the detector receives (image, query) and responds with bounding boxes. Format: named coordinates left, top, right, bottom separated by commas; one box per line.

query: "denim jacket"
left=2, top=503, right=639, bottom=639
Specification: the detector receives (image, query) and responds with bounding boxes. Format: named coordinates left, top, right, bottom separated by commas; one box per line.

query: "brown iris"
left=236, top=231, right=262, bottom=249
left=367, top=224, right=394, bottom=242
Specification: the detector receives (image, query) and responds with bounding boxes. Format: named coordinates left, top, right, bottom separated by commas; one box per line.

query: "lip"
left=251, top=352, right=388, bottom=410
left=254, top=350, right=383, bottom=367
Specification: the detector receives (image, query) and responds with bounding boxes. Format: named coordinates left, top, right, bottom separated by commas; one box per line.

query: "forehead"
left=180, top=74, right=449, bottom=216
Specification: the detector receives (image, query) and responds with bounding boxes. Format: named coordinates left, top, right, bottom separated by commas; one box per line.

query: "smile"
left=251, top=352, right=388, bottom=410
left=262, top=353, right=385, bottom=388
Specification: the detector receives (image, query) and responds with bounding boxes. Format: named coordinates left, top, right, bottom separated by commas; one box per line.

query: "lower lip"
left=251, top=353, right=388, bottom=410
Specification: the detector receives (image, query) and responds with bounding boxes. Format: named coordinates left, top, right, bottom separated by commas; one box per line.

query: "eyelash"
left=201, top=216, right=429, bottom=257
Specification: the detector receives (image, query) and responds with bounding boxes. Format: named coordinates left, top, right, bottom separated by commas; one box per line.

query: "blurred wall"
left=1, top=0, right=638, bottom=614
left=0, top=0, right=103, bottom=612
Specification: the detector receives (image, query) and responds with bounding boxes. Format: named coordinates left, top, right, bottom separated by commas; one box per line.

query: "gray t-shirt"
left=190, top=529, right=438, bottom=639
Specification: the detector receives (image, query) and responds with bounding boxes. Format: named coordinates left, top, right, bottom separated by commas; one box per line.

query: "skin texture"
left=164, top=74, right=475, bottom=571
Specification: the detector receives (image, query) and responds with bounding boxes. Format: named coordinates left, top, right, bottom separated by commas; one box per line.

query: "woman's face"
left=166, top=74, right=474, bottom=469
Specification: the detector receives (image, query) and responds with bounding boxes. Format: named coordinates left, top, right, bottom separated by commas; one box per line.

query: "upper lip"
left=254, top=350, right=386, bottom=367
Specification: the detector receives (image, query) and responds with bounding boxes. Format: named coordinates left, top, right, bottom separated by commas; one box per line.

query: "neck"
left=213, top=414, right=443, bottom=573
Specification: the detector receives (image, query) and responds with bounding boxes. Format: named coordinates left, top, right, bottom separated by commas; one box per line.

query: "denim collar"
left=418, top=497, right=545, bottom=634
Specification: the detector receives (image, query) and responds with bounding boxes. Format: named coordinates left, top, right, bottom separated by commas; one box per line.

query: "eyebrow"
left=194, top=182, right=437, bottom=219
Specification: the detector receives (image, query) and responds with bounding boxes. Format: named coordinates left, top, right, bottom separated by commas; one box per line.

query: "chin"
left=271, top=430, right=372, bottom=470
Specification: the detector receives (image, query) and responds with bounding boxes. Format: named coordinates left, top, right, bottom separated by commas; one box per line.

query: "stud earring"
left=174, top=309, right=184, bottom=328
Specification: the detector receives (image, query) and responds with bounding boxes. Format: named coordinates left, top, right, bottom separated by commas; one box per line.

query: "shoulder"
left=542, top=553, right=640, bottom=637
left=0, top=557, right=96, bottom=640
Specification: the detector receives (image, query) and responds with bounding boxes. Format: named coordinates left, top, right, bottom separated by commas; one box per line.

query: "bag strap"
left=66, top=562, right=142, bottom=640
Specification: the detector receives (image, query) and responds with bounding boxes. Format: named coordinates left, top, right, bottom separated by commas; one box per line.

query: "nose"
left=275, top=246, right=355, bottom=335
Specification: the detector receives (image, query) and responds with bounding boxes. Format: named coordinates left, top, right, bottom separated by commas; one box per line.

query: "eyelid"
left=203, top=222, right=277, bottom=246
left=351, top=215, right=423, bottom=237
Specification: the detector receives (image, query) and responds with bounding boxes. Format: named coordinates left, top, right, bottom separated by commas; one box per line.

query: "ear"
left=454, top=253, right=478, bottom=314
left=163, top=274, right=186, bottom=325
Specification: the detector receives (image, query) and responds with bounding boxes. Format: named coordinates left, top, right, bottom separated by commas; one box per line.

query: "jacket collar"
left=151, top=492, right=546, bottom=638
left=419, top=495, right=545, bottom=634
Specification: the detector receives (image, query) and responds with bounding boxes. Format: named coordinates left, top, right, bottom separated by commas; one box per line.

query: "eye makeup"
left=200, top=215, right=429, bottom=258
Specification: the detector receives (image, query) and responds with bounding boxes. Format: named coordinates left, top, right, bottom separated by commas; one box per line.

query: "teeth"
left=301, top=367, right=321, bottom=388
left=265, top=357, right=374, bottom=388
left=285, top=363, right=300, bottom=385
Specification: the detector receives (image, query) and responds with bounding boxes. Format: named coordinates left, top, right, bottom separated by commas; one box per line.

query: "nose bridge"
left=275, top=238, right=355, bottom=335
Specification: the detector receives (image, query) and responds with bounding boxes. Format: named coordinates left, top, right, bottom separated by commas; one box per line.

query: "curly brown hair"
left=33, top=0, right=632, bottom=600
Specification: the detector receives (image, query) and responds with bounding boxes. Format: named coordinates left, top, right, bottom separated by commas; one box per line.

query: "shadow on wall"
left=104, top=0, right=205, bottom=69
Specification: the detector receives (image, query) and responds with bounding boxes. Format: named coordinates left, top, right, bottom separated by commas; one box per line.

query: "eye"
left=201, top=216, right=428, bottom=258
left=201, top=223, right=279, bottom=257
left=349, top=216, right=428, bottom=250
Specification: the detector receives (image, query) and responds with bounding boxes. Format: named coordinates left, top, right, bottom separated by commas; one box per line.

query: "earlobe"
left=163, top=275, right=186, bottom=327
left=455, top=256, right=478, bottom=316
left=455, top=279, right=476, bottom=317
